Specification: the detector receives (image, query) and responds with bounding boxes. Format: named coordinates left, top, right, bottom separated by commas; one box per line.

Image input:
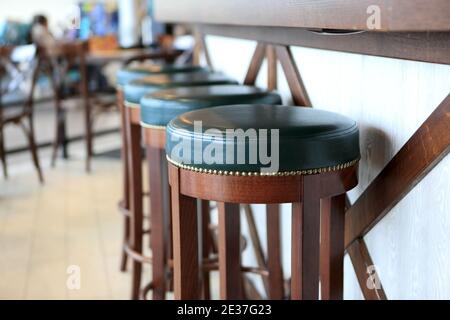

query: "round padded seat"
left=166, top=105, right=360, bottom=175
left=116, top=64, right=205, bottom=87
left=124, top=72, right=237, bottom=105
left=140, top=85, right=282, bottom=128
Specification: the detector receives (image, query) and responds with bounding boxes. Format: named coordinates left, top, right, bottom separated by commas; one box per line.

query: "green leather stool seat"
left=140, top=85, right=282, bottom=127
left=116, top=64, right=205, bottom=87
left=124, top=72, right=237, bottom=105
left=166, top=105, right=360, bottom=175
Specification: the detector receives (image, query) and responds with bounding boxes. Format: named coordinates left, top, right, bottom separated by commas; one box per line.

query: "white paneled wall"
left=206, top=35, right=450, bottom=299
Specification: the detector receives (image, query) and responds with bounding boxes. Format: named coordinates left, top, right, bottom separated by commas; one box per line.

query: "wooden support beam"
left=266, top=45, right=277, bottom=90
left=193, top=31, right=213, bottom=69
left=243, top=43, right=266, bottom=85
left=347, top=239, right=387, bottom=300
left=275, top=46, right=311, bottom=106
left=345, top=94, right=450, bottom=248
left=155, top=0, right=450, bottom=33
left=200, top=25, right=450, bottom=66
left=200, top=35, right=213, bottom=70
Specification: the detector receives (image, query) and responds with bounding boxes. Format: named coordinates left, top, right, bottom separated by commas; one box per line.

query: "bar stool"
left=140, top=85, right=282, bottom=299
left=166, top=105, right=360, bottom=300
left=123, top=71, right=236, bottom=299
left=116, top=64, right=206, bottom=275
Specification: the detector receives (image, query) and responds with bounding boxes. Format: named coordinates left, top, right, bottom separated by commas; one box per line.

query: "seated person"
left=30, top=15, right=56, bottom=49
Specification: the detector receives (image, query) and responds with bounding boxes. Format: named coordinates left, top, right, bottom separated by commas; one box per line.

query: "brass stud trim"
left=166, top=156, right=359, bottom=176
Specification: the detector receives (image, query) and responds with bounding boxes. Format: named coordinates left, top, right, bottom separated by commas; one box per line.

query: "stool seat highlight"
left=166, top=105, right=360, bottom=174
left=140, top=85, right=281, bottom=128
left=116, top=64, right=206, bottom=87
left=124, top=72, right=238, bottom=105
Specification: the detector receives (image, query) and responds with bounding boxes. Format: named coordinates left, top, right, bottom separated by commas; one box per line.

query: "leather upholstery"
left=124, top=72, right=237, bottom=104
left=140, top=85, right=282, bottom=127
left=166, top=105, right=360, bottom=173
left=116, top=64, right=206, bottom=86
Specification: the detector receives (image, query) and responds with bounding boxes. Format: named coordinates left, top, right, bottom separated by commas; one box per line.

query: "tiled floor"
left=0, top=93, right=148, bottom=299
left=0, top=136, right=141, bottom=299
left=0, top=100, right=225, bottom=300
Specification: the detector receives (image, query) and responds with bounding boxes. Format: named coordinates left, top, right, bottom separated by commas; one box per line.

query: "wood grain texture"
left=154, top=0, right=450, bottom=32
left=146, top=146, right=168, bottom=300
left=243, top=43, right=266, bottom=85
left=201, top=25, right=450, bottom=65
left=169, top=166, right=200, bottom=299
left=200, top=200, right=212, bottom=299
left=218, top=202, right=243, bottom=299
left=276, top=46, right=311, bottom=106
left=347, top=239, right=387, bottom=300
left=176, top=164, right=358, bottom=204
left=266, top=45, right=277, bottom=90
left=320, top=195, right=346, bottom=300
left=266, top=204, right=284, bottom=299
left=345, top=94, right=450, bottom=248
left=291, top=175, right=320, bottom=300
left=117, top=89, right=130, bottom=272
left=125, top=110, right=144, bottom=300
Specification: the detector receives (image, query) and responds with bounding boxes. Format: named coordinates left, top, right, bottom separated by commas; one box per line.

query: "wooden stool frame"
left=168, top=161, right=358, bottom=299
left=142, top=125, right=275, bottom=300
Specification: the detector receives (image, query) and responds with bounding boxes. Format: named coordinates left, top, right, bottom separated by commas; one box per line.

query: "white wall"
left=206, top=35, right=450, bottom=299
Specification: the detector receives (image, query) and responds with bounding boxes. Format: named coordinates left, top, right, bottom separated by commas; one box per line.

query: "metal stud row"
left=166, top=156, right=359, bottom=176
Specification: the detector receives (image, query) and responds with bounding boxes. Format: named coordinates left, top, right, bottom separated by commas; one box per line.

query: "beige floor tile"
left=25, top=259, right=68, bottom=299
left=0, top=265, right=28, bottom=299
left=0, top=151, right=133, bottom=299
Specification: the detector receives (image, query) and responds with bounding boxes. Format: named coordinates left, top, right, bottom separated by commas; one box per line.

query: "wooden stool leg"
left=291, top=175, right=321, bottom=300
left=201, top=200, right=211, bottom=299
left=126, top=111, right=143, bottom=300
left=23, top=116, right=44, bottom=183
left=120, top=214, right=130, bottom=272
left=266, top=204, right=284, bottom=299
left=0, top=129, right=7, bottom=179
left=320, top=194, right=345, bottom=300
left=119, top=99, right=130, bottom=272
left=218, top=202, right=243, bottom=300
left=51, top=105, right=63, bottom=166
left=146, top=145, right=167, bottom=300
left=170, top=167, right=199, bottom=299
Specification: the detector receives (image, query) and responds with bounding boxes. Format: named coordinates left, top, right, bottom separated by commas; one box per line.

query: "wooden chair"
left=166, top=105, right=360, bottom=299
left=0, top=45, right=43, bottom=182
left=36, top=41, right=124, bottom=172
left=35, top=41, right=91, bottom=170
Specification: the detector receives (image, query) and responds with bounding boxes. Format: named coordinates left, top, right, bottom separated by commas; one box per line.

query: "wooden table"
left=153, top=0, right=450, bottom=300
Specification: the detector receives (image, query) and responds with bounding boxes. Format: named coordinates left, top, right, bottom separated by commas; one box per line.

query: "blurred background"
left=1, top=0, right=450, bottom=300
